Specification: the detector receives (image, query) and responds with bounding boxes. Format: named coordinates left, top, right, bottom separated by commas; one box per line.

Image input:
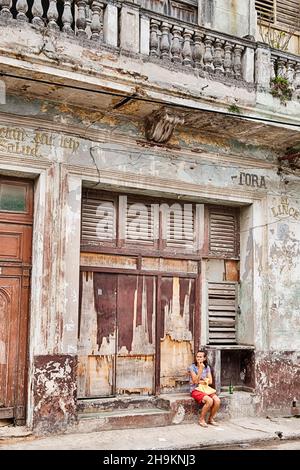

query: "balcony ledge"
left=0, top=13, right=300, bottom=151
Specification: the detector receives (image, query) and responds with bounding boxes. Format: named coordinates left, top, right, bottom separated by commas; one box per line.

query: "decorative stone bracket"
left=144, top=107, right=185, bottom=143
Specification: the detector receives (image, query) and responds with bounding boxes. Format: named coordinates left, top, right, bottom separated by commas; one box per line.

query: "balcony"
left=0, top=1, right=300, bottom=150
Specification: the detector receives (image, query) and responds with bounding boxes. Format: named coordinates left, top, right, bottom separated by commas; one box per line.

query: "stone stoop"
left=218, top=391, right=259, bottom=420
left=74, top=391, right=258, bottom=433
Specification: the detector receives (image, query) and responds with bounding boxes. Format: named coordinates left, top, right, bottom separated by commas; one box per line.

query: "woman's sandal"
left=208, top=420, right=219, bottom=426
left=199, top=421, right=208, bottom=428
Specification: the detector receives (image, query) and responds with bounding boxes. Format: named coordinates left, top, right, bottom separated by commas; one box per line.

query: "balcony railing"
left=0, top=0, right=300, bottom=98
left=270, top=49, right=300, bottom=93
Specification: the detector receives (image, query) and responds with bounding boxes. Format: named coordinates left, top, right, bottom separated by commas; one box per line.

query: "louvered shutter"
left=208, top=282, right=238, bottom=345
left=81, top=194, right=116, bottom=244
left=126, top=198, right=156, bottom=244
left=255, top=0, right=275, bottom=22
left=161, top=202, right=195, bottom=250
left=208, top=208, right=239, bottom=256
left=277, top=0, right=300, bottom=28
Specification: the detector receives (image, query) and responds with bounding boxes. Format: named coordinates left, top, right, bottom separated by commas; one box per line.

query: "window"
left=81, top=190, right=240, bottom=258
left=0, top=183, right=26, bottom=212
left=255, top=0, right=300, bottom=30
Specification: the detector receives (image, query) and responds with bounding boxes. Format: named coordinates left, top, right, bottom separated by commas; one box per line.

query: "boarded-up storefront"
left=78, top=190, right=240, bottom=398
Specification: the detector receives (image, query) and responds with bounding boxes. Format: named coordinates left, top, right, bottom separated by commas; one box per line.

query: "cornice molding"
left=0, top=113, right=276, bottom=170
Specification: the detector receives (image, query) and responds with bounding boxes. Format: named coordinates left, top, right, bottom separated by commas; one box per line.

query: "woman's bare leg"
left=199, top=396, right=213, bottom=427
left=208, top=395, right=221, bottom=424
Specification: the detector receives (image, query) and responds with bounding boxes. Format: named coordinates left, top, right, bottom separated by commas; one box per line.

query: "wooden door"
left=116, top=274, right=156, bottom=395
left=78, top=272, right=117, bottom=398
left=78, top=272, right=156, bottom=397
left=160, top=276, right=195, bottom=393
left=0, top=178, right=33, bottom=423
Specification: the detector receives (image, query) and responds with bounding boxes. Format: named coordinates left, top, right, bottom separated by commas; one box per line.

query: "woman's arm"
left=189, top=368, right=207, bottom=385
left=205, top=372, right=213, bottom=385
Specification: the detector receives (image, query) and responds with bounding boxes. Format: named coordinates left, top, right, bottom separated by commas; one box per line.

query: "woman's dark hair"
left=194, top=348, right=208, bottom=368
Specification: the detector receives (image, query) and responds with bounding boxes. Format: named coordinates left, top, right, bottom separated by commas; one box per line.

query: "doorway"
left=77, top=270, right=196, bottom=398
left=0, top=177, right=33, bottom=424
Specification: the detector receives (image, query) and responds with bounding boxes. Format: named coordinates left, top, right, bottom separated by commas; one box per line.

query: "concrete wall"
left=198, top=0, right=257, bottom=38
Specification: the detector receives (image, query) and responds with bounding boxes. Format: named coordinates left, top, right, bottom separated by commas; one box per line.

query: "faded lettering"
left=271, top=197, right=299, bottom=220
left=237, top=172, right=267, bottom=189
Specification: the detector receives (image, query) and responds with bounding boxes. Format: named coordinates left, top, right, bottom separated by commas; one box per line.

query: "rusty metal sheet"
left=78, top=272, right=117, bottom=397
left=117, top=275, right=156, bottom=395
left=78, top=272, right=156, bottom=396
left=160, top=277, right=195, bottom=392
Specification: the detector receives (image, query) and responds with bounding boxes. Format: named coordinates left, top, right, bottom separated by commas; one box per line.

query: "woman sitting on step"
left=187, top=349, right=221, bottom=427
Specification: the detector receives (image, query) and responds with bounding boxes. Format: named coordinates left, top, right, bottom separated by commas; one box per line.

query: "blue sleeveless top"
left=187, top=363, right=211, bottom=393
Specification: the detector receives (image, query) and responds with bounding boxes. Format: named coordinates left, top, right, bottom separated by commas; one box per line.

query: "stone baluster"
left=233, top=45, right=244, bottom=79
left=182, top=28, right=193, bottom=67
left=47, top=0, right=59, bottom=30
left=277, top=58, right=286, bottom=77
left=286, top=61, right=295, bottom=87
left=224, top=42, right=234, bottom=77
left=32, top=0, right=44, bottom=28
left=203, top=35, right=214, bottom=72
left=193, top=32, right=203, bottom=70
left=294, top=63, right=300, bottom=90
left=160, top=22, right=171, bottom=60
left=90, top=0, right=104, bottom=41
left=171, top=26, right=183, bottom=64
left=62, top=0, right=73, bottom=34
left=150, top=20, right=160, bottom=57
left=76, top=0, right=87, bottom=37
left=270, top=56, right=276, bottom=81
left=0, top=0, right=12, bottom=19
left=16, top=0, right=28, bottom=21
left=213, top=38, right=224, bottom=75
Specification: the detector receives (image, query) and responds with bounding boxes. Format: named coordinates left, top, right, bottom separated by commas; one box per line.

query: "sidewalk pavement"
left=0, top=416, right=299, bottom=450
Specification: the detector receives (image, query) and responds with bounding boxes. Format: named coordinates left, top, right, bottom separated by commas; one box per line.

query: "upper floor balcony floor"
left=0, top=0, right=300, bottom=155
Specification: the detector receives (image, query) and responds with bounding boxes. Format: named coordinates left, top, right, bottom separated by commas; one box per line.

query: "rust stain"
left=225, top=260, right=240, bottom=281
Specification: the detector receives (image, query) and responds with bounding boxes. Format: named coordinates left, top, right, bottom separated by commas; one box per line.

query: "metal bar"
left=80, top=266, right=197, bottom=278
left=155, top=275, right=161, bottom=395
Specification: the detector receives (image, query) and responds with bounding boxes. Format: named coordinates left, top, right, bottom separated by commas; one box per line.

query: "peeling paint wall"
left=256, top=351, right=300, bottom=413
left=32, top=355, right=77, bottom=434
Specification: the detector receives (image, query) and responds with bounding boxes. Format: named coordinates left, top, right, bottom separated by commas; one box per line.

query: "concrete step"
left=74, top=391, right=258, bottom=434
left=76, top=407, right=171, bottom=433
left=77, top=395, right=158, bottom=414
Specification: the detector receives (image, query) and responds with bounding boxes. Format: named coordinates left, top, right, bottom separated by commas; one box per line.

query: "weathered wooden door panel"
left=78, top=272, right=117, bottom=398
left=78, top=272, right=156, bottom=397
left=0, top=275, right=21, bottom=414
left=160, top=277, right=195, bottom=393
left=0, top=223, right=32, bottom=264
left=0, top=177, right=33, bottom=423
left=116, top=275, right=156, bottom=395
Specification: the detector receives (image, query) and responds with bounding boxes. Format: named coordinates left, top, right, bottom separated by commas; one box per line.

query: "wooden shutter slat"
left=81, top=196, right=116, bottom=243
left=255, top=0, right=275, bottom=21
left=208, top=281, right=238, bottom=345
left=209, top=208, right=238, bottom=256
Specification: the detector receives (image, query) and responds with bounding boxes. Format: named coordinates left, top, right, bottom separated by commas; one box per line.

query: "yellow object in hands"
left=196, top=381, right=216, bottom=395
